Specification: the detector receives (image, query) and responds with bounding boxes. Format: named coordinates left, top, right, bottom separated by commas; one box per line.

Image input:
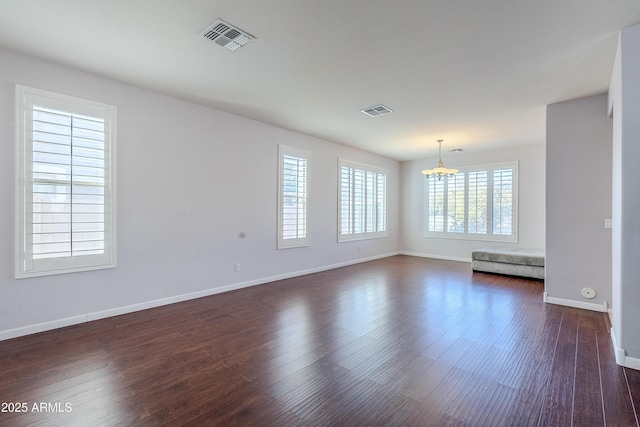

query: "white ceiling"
left=1, top=1, right=639, bottom=161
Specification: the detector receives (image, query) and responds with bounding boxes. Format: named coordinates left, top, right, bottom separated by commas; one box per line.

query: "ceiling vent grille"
left=201, top=19, right=254, bottom=51
left=361, top=104, right=394, bottom=117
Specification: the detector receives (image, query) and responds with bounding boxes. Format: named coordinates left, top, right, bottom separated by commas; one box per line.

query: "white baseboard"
left=400, top=251, right=471, bottom=263
left=610, top=327, right=640, bottom=370
left=0, top=252, right=400, bottom=341
left=610, top=327, right=626, bottom=365
left=542, top=292, right=607, bottom=313
left=622, top=356, right=640, bottom=370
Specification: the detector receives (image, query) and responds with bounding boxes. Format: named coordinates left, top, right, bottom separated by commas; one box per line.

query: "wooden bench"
left=471, top=248, right=545, bottom=280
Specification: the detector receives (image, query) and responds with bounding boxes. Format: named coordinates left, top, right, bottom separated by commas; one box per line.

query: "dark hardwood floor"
left=1, top=255, right=639, bottom=426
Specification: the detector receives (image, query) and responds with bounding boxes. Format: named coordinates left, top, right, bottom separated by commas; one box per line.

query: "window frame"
left=338, top=159, right=388, bottom=242
left=424, top=161, right=518, bottom=242
left=277, top=144, right=310, bottom=249
left=15, top=85, right=117, bottom=278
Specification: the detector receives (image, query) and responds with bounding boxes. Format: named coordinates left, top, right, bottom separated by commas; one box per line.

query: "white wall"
left=545, top=94, right=612, bottom=310
left=400, top=144, right=545, bottom=261
left=609, top=23, right=640, bottom=368
left=0, top=48, right=400, bottom=339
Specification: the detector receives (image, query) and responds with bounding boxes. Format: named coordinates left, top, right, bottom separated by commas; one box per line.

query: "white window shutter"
left=338, top=159, right=387, bottom=242
left=278, top=145, right=309, bottom=249
left=15, top=85, right=116, bottom=278
left=424, top=162, right=517, bottom=242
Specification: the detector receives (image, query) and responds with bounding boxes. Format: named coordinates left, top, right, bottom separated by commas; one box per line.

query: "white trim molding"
left=543, top=292, right=608, bottom=312
left=610, top=327, right=640, bottom=370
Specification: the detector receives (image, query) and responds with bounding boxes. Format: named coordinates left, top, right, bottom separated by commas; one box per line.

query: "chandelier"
left=421, top=139, right=459, bottom=180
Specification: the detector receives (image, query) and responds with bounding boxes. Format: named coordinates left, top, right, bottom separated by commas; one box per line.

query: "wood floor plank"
left=401, top=359, right=455, bottom=403
left=537, top=308, right=580, bottom=426
left=445, top=373, right=519, bottom=426
left=501, top=304, right=565, bottom=426
left=626, top=368, right=640, bottom=424
left=597, top=320, right=639, bottom=426
left=335, top=382, right=417, bottom=426
left=572, top=313, right=606, bottom=426
left=0, top=255, right=637, bottom=426
left=401, top=367, right=476, bottom=426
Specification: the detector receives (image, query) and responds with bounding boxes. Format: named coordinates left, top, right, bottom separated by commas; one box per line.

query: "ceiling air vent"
left=200, top=19, right=254, bottom=51
left=361, top=104, right=393, bottom=117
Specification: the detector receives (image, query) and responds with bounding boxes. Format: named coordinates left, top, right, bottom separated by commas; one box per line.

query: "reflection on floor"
left=1, top=255, right=638, bottom=426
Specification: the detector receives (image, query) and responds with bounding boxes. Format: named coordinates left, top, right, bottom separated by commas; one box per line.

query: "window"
left=424, top=162, right=517, bottom=242
left=338, top=159, right=387, bottom=241
left=278, top=145, right=309, bottom=248
left=15, top=85, right=116, bottom=278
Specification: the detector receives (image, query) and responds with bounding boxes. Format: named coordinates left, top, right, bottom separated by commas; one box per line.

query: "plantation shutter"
left=426, top=177, right=444, bottom=232
left=468, top=171, right=488, bottom=234
left=424, top=162, right=517, bottom=242
left=447, top=172, right=465, bottom=233
left=31, top=106, right=107, bottom=259
left=338, top=160, right=387, bottom=241
left=278, top=145, right=309, bottom=248
left=492, top=168, right=514, bottom=235
left=376, top=173, right=386, bottom=233
left=16, top=86, right=116, bottom=278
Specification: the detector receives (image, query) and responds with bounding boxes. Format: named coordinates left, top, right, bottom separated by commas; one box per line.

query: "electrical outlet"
left=234, top=263, right=240, bottom=272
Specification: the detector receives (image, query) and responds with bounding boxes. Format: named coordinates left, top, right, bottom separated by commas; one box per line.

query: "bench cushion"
left=471, top=248, right=544, bottom=267
left=471, top=260, right=545, bottom=279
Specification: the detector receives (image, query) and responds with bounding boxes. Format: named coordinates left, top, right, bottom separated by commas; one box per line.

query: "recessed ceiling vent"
left=201, top=19, right=254, bottom=51
left=361, top=104, right=393, bottom=117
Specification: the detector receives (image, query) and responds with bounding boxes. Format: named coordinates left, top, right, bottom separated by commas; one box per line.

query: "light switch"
left=605, top=219, right=612, bottom=229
